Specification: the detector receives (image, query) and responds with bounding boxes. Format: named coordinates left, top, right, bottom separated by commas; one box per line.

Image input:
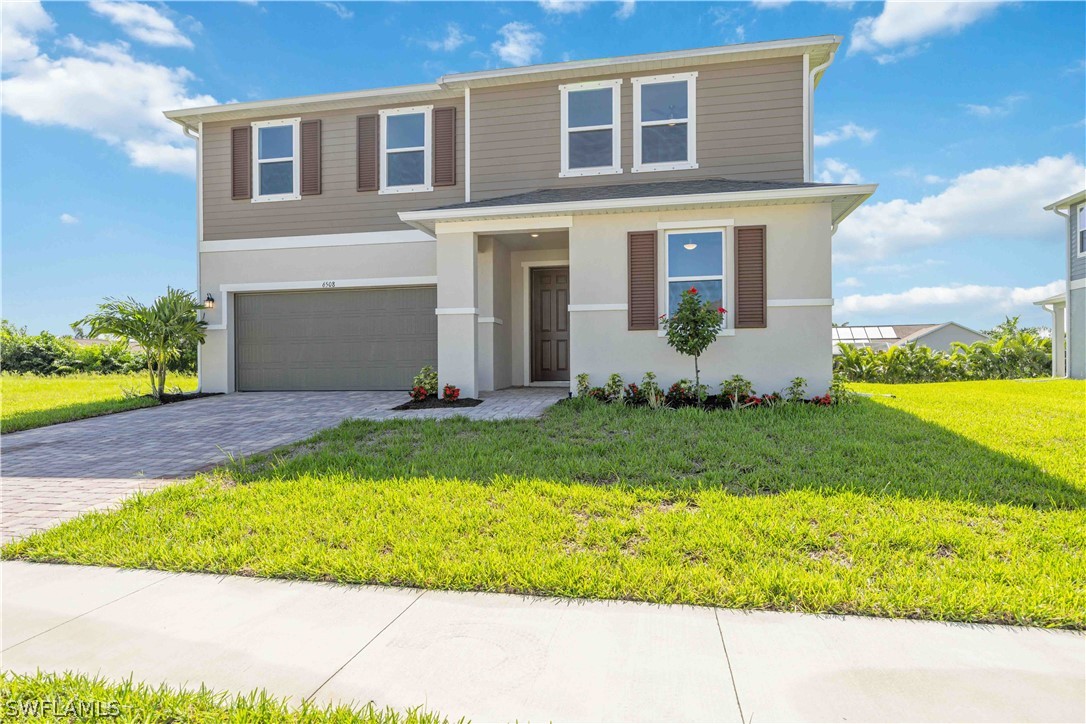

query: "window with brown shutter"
left=230, top=126, right=251, bottom=200
left=432, top=106, right=456, bottom=187
left=627, top=231, right=658, bottom=330
left=356, top=114, right=379, bottom=192
left=300, top=119, right=321, bottom=195
left=734, top=225, right=767, bottom=329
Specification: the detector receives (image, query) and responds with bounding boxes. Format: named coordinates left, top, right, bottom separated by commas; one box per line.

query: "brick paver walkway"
left=1, top=388, right=566, bottom=542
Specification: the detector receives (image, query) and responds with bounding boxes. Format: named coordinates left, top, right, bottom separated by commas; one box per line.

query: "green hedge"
left=0, top=320, right=196, bottom=376
left=834, top=332, right=1051, bottom=383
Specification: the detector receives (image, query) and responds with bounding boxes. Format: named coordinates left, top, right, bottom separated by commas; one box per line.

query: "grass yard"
left=5, top=379, right=1084, bottom=628
left=0, top=671, right=452, bottom=722
left=0, top=372, right=198, bottom=433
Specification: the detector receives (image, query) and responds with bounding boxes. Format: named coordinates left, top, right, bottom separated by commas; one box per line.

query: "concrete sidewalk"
left=2, top=562, right=1082, bottom=723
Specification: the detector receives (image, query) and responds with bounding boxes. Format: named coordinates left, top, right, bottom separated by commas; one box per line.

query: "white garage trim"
left=201, top=229, right=435, bottom=253
left=435, top=307, right=479, bottom=315
left=205, top=276, right=439, bottom=331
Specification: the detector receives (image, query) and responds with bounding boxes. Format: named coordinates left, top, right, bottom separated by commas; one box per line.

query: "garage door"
left=234, top=287, right=437, bottom=391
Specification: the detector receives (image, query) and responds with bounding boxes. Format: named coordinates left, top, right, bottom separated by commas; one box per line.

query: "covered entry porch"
left=435, top=218, right=572, bottom=397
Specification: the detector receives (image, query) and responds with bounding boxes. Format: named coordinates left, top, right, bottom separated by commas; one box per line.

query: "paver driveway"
left=1, top=388, right=565, bottom=542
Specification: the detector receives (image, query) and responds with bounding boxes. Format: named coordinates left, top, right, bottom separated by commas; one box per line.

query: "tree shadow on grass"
left=236, top=398, right=1086, bottom=511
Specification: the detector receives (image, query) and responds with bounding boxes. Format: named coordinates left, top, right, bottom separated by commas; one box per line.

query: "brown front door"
left=531, top=267, right=570, bottom=382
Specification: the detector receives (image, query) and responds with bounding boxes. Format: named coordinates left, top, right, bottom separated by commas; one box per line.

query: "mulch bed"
left=158, top=392, right=222, bottom=404
left=392, top=397, right=484, bottom=410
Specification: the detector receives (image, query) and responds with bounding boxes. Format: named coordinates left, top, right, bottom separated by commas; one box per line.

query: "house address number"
left=322, top=281, right=336, bottom=288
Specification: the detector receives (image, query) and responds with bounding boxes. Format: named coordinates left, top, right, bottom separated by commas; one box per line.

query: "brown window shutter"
left=356, top=114, right=379, bottom=192
left=300, top=119, right=321, bottom=195
left=432, top=106, right=457, bottom=187
left=230, top=126, right=251, bottom=200
left=735, top=225, right=767, bottom=329
left=627, top=231, right=658, bottom=331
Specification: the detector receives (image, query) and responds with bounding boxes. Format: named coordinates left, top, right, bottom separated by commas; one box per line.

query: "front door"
left=531, top=267, right=570, bottom=382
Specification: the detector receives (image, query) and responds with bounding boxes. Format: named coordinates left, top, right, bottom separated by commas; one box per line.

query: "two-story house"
left=166, top=35, right=875, bottom=397
left=1036, top=189, right=1086, bottom=379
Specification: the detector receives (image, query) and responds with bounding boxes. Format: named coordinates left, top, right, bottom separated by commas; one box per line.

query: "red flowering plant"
left=410, top=386, right=429, bottom=402
left=659, top=287, right=727, bottom=404
left=442, top=383, right=460, bottom=403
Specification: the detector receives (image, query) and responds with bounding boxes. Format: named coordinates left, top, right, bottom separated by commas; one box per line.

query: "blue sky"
left=3, top=0, right=1084, bottom=334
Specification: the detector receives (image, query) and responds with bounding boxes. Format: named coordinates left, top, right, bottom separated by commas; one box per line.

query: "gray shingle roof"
left=425, top=177, right=848, bottom=212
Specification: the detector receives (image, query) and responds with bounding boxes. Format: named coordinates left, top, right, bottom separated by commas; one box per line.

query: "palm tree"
left=76, top=288, right=207, bottom=399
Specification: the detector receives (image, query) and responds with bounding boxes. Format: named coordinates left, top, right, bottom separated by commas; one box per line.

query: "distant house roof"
left=832, top=322, right=989, bottom=353
left=400, top=177, right=876, bottom=232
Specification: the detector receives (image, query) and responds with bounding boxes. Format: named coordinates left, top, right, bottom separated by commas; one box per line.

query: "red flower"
left=718, top=307, right=726, bottom=314
left=688, top=286, right=698, bottom=294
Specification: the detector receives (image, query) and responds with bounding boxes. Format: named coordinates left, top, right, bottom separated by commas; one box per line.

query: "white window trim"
left=251, top=118, right=301, bottom=203
left=661, top=225, right=728, bottom=336
left=1077, top=204, right=1086, bottom=259
left=632, top=71, right=698, bottom=174
left=379, top=105, right=433, bottom=195
left=559, top=78, right=622, bottom=179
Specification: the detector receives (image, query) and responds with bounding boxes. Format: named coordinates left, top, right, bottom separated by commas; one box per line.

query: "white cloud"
left=837, top=280, right=1065, bottom=317
left=814, top=122, right=877, bottom=147
left=88, top=1, right=193, bottom=49
left=2, top=5, right=216, bottom=177
left=834, top=155, right=1086, bottom=262
left=817, top=158, right=863, bottom=184
left=538, top=0, right=591, bottom=14
left=838, top=276, right=863, bottom=289
left=319, top=2, right=354, bottom=20
left=424, top=23, right=473, bottom=52
left=1, top=0, right=54, bottom=65
left=752, top=0, right=854, bottom=8
left=850, top=2, right=1007, bottom=60
left=963, top=93, right=1026, bottom=118
left=492, top=22, right=544, bottom=66
left=60, top=213, right=79, bottom=224
left=614, top=1, right=636, bottom=20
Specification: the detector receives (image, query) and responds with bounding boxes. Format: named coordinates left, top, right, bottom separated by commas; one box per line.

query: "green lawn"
left=0, top=671, right=452, bottom=722
left=5, top=379, right=1084, bottom=628
left=1, top=372, right=198, bottom=433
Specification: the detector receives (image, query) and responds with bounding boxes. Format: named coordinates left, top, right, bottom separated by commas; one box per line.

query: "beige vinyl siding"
left=470, top=56, right=804, bottom=200
left=203, top=99, right=464, bottom=241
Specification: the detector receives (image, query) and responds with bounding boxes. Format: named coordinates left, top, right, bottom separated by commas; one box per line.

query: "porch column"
left=436, top=228, right=479, bottom=398
left=1052, top=302, right=1067, bottom=377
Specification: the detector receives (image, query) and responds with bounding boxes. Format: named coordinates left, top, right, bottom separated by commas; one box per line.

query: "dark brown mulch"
left=159, top=392, right=222, bottom=404
left=392, top=396, right=484, bottom=410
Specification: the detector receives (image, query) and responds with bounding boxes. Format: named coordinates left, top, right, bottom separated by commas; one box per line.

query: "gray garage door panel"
left=235, top=287, right=437, bottom=391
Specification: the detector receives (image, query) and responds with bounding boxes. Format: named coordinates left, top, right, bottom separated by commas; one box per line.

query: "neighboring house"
left=1036, top=189, right=1085, bottom=379
left=832, top=323, right=989, bottom=355
left=166, top=35, right=875, bottom=397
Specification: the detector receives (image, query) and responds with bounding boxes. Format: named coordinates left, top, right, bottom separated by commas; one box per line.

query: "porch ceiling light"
left=530, top=233, right=540, bottom=238
left=683, top=242, right=698, bottom=250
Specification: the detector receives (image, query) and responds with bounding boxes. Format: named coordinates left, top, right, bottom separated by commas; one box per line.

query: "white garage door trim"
left=206, top=276, right=439, bottom=331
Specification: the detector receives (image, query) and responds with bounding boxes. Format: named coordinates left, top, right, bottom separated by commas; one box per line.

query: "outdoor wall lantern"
left=204, top=293, right=215, bottom=310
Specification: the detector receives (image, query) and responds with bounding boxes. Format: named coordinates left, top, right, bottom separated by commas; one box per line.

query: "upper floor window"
left=559, top=79, right=622, bottom=178
left=252, top=118, right=300, bottom=202
left=1078, top=205, right=1085, bottom=257
left=380, top=106, right=432, bottom=194
left=665, top=228, right=724, bottom=315
left=633, top=72, right=698, bottom=173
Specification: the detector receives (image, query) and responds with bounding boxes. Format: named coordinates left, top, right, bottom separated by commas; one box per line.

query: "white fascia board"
left=200, top=229, right=434, bottom=253
left=1043, top=190, right=1086, bottom=211
left=440, top=35, right=841, bottom=87
left=401, top=185, right=877, bottom=231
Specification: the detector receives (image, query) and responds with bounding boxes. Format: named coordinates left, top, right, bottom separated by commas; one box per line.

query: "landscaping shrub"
left=659, top=287, right=726, bottom=403
left=442, top=383, right=460, bottom=402
left=835, top=330, right=1052, bottom=384
left=0, top=320, right=150, bottom=376
left=412, top=366, right=438, bottom=398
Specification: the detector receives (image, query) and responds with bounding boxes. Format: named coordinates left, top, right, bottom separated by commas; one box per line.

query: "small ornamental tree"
left=659, top=287, right=726, bottom=404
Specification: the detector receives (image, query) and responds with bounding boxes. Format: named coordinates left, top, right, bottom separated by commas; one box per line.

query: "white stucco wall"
left=198, top=239, right=437, bottom=393
left=567, top=203, right=834, bottom=395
